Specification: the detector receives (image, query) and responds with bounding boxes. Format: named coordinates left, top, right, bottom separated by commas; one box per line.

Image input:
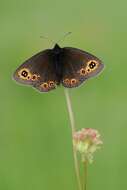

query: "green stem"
left=64, top=89, right=82, bottom=190
left=83, top=161, right=87, bottom=190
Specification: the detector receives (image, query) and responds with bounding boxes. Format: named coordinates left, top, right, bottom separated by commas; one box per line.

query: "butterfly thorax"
left=52, top=44, right=64, bottom=84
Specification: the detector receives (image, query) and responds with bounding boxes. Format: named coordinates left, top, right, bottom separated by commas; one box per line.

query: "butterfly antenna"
left=56, top=32, right=72, bottom=44
left=40, top=35, right=55, bottom=45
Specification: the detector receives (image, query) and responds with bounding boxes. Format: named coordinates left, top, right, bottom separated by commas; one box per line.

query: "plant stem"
left=64, top=88, right=82, bottom=190
left=83, top=161, right=87, bottom=190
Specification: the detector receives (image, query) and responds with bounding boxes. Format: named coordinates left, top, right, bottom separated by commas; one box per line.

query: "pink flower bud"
left=73, top=128, right=103, bottom=163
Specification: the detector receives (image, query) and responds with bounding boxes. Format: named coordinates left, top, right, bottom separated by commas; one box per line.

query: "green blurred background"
left=0, top=0, right=127, bottom=189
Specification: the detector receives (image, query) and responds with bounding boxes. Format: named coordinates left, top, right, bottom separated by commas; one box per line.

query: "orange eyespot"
left=32, top=74, right=38, bottom=81
left=21, top=70, right=28, bottom=77
left=49, top=81, right=55, bottom=87
left=64, top=78, right=70, bottom=84
left=71, top=78, right=77, bottom=84
left=87, top=60, right=98, bottom=70
left=80, top=68, right=86, bottom=75
left=18, top=68, right=32, bottom=80
left=41, top=82, right=48, bottom=89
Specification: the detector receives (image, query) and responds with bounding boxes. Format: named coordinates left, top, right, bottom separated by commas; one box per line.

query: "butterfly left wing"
left=61, top=47, right=104, bottom=88
left=13, top=49, right=58, bottom=92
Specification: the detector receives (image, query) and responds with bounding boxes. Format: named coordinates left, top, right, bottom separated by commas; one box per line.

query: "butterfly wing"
left=13, top=49, right=58, bottom=92
left=61, top=47, right=104, bottom=88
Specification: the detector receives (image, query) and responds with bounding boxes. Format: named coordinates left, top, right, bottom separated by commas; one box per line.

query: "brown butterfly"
left=13, top=44, right=104, bottom=92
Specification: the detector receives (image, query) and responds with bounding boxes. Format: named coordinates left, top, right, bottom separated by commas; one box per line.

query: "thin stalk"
left=82, top=161, right=87, bottom=190
left=64, top=88, right=82, bottom=190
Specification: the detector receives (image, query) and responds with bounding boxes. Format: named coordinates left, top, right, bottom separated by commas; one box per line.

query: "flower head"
left=73, top=128, right=103, bottom=163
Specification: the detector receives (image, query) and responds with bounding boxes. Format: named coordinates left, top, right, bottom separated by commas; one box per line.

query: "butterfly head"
left=53, top=44, right=62, bottom=54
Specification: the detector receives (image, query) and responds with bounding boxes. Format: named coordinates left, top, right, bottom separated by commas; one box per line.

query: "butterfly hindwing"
left=13, top=49, right=58, bottom=92
left=61, top=47, right=104, bottom=88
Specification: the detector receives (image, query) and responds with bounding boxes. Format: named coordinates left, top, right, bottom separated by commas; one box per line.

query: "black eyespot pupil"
left=81, top=69, right=85, bottom=74
left=44, top=84, right=47, bottom=88
left=50, top=83, right=53, bottom=86
left=32, top=75, right=36, bottom=80
left=89, top=62, right=96, bottom=69
left=21, top=70, right=28, bottom=77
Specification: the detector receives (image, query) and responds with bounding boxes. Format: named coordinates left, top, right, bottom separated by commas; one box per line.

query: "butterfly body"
left=51, top=44, right=64, bottom=83
left=13, top=44, right=104, bottom=92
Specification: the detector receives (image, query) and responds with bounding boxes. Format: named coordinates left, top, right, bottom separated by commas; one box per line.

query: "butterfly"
left=13, top=44, right=104, bottom=92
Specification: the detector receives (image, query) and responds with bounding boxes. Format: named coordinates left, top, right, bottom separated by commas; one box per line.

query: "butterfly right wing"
left=13, top=49, right=58, bottom=92
left=61, top=47, right=104, bottom=88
